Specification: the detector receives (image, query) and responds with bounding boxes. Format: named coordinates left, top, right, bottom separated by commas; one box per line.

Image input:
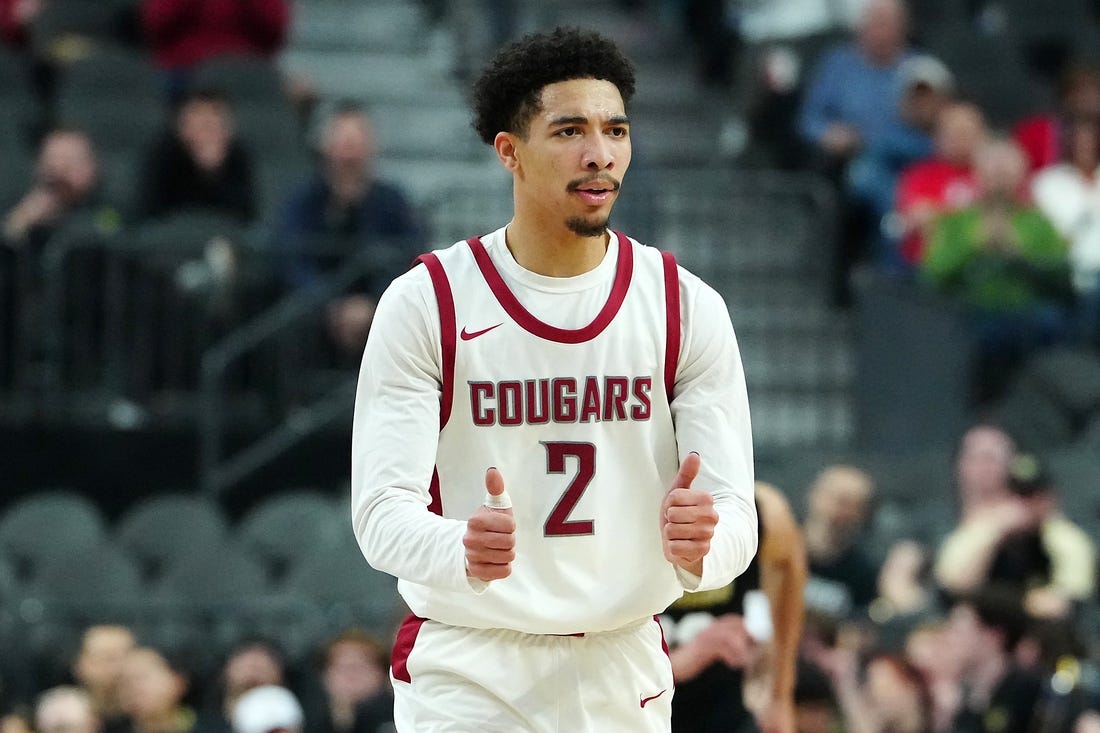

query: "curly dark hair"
left=471, top=27, right=636, bottom=144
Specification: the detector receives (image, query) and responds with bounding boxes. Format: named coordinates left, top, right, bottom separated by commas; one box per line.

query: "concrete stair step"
left=290, top=1, right=430, bottom=52
left=280, top=49, right=458, bottom=101
left=749, top=391, right=855, bottom=449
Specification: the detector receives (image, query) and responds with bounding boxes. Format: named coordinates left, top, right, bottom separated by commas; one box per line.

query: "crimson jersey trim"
left=417, top=254, right=453, bottom=517
left=417, top=253, right=456, bottom=430
left=660, top=251, right=680, bottom=401
left=466, top=231, right=634, bottom=344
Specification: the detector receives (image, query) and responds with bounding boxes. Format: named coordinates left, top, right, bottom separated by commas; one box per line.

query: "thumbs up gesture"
left=660, top=453, right=718, bottom=576
left=463, top=467, right=516, bottom=582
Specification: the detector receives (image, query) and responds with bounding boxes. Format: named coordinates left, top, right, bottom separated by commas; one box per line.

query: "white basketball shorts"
left=390, top=614, right=674, bottom=732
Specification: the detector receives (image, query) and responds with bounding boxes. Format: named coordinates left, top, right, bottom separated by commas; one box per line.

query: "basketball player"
left=664, top=482, right=807, bottom=733
left=351, top=27, right=758, bottom=732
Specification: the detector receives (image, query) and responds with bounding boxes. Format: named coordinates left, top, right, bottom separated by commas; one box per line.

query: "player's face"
left=509, top=78, right=631, bottom=237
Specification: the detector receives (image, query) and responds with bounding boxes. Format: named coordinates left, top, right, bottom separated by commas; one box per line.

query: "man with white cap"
left=230, top=686, right=304, bottom=733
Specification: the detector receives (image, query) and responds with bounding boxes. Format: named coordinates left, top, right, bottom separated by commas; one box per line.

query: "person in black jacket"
left=137, top=88, right=256, bottom=222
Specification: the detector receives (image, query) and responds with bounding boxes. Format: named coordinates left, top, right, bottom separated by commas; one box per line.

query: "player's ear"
left=494, top=132, right=522, bottom=173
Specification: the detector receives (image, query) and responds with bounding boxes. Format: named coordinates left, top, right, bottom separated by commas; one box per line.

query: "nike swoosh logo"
left=460, top=323, right=503, bottom=341
left=639, top=689, right=667, bottom=708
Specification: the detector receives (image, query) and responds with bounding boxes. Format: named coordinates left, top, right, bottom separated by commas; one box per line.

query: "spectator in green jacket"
left=921, top=137, right=1074, bottom=403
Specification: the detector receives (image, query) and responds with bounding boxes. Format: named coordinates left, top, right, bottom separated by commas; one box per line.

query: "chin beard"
left=566, top=216, right=609, bottom=237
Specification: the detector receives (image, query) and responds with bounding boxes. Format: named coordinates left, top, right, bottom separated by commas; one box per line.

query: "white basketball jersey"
left=400, top=229, right=685, bottom=634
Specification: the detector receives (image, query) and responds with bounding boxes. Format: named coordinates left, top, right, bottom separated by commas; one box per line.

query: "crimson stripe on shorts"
left=661, top=251, right=681, bottom=401
left=391, top=613, right=428, bottom=684
left=466, top=231, right=634, bottom=344
left=416, top=253, right=456, bottom=429
left=654, top=615, right=671, bottom=658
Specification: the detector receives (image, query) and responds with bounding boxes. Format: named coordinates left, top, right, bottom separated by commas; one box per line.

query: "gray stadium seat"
left=1020, top=348, right=1100, bottom=419
left=925, top=28, right=1051, bottom=127
left=154, top=544, right=270, bottom=604
left=253, top=152, right=314, bottom=223
left=19, top=541, right=145, bottom=684
left=283, top=535, right=403, bottom=636
left=0, top=110, right=35, bottom=211
left=237, top=490, right=346, bottom=581
left=55, top=44, right=162, bottom=102
left=192, top=54, right=287, bottom=106
left=152, top=544, right=277, bottom=666
left=0, top=491, right=106, bottom=580
left=233, top=101, right=304, bottom=156
left=992, top=379, right=1076, bottom=450
left=114, top=493, right=230, bottom=580
left=1046, top=448, right=1100, bottom=525
left=852, top=276, right=974, bottom=453
left=55, top=95, right=168, bottom=160
left=0, top=552, right=15, bottom=601
left=0, top=48, right=41, bottom=134
left=30, top=541, right=143, bottom=604
left=1082, top=413, right=1100, bottom=449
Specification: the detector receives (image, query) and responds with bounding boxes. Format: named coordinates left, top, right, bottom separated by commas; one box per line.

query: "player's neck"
left=503, top=220, right=609, bottom=278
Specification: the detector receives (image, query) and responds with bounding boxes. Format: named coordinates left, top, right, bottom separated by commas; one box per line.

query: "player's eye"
left=608, top=126, right=628, bottom=138
left=557, top=127, right=580, bottom=137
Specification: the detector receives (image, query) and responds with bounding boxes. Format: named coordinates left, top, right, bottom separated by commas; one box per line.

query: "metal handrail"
left=38, top=218, right=129, bottom=415
left=198, top=243, right=409, bottom=498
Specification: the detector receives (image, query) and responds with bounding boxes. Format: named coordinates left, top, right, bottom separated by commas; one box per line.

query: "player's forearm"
left=353, top=489, right=472, bottom=592
left=351, top=396, right=472, bottom=591
left=350, top=269, right=470, bottom=590
left=767, top=560, right=806, bottom=699
left=671, top=282, right=756, bottom=590
left=681, top=401, right=755, bottom=590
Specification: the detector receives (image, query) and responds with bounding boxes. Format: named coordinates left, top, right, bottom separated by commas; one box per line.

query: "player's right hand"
left=463, top=467, right=516, bottom=582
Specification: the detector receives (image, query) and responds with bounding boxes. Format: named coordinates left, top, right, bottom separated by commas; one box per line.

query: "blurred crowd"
left=743, top=0, right=1100, bottom=405
left=4, top=0, right=1097, bottom=404
left=0, top=0, right=423, bottom=391
left=790, top=421, right=1098, bottom=733
left=0, top=625, right=396, bottom=733
left=1, top=1, right=1099, bottom=732
left=2, top=418, right=1095, bottom=733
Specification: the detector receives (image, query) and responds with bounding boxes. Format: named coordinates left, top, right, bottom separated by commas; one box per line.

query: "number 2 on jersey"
left=542, top=441, right=596, bottom=536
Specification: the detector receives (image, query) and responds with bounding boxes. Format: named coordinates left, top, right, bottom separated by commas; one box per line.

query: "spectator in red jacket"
left=895, top=100, right=987, bottom=265
left=141, top=0, right=289, bottom=98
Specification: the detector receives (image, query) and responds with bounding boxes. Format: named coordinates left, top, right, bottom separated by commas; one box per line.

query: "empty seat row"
left=0, top=489, right=374, bottom=590
left=0, top=488, right=403, bottom=678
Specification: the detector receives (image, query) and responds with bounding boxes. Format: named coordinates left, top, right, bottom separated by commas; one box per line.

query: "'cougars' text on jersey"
left=468, top=376, right=652, bottom=426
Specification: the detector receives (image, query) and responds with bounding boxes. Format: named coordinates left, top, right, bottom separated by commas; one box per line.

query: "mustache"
left=566, top=175, right=621, bottom=192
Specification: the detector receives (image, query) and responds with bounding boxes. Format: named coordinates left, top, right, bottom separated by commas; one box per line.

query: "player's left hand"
left=660, top=452, right=717, bottom=576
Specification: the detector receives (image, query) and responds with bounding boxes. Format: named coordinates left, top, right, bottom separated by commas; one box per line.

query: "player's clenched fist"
left=463, top=467, right=516, bottom=582
left=660, top=452, right=718, bottom=576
